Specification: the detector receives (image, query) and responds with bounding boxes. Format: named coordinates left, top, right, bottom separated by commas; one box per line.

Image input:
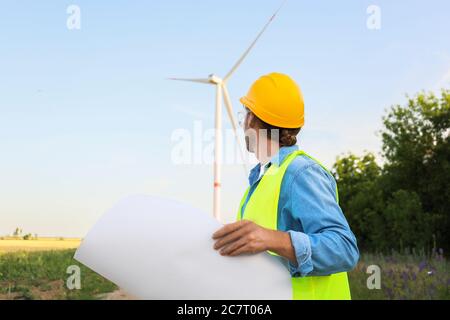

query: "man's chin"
left=247, top=146, right=256, bottom=154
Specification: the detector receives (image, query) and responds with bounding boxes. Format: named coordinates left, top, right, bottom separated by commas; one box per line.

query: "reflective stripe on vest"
left=236, top=150, right=351, bottom=300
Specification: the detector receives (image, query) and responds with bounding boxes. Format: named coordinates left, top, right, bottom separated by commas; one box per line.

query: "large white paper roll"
left=74, top=195, right=291, bottom=300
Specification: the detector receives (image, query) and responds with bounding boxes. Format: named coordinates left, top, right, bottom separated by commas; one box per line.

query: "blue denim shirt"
left=240, top=145, right=359, bottom=277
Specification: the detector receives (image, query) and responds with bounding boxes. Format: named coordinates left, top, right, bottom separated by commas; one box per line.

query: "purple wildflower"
left=418, top=260, right=427, bottom=272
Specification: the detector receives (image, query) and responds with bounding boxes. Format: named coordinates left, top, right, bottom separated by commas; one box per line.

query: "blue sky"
left=1, top=0, right=449, bottom=237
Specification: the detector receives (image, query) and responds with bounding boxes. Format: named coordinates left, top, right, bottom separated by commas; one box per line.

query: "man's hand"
left=212, top=220, right=299, bottom=266
left=212, top=220, right=271, bottom=256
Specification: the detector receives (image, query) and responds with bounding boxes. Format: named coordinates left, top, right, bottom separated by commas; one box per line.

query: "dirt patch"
left=31, top=280, right=66, bottom=300
left=0, top=280, right=66, bottom=300
left=0, top=290, right=20, bottom=300
left=97, top=289, right=137, bottom=300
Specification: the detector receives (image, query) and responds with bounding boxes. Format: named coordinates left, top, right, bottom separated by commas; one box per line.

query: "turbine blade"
left=168, top=77, right=211, bottom=84
left=222, top=84, right=249, bottom=173
left=223, top=0, right=288, bottom=82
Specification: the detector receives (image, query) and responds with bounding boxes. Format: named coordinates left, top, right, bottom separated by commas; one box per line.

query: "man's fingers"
left=212, top=220, right=250, bottom=239
left=220, top=237, right=248, bottom=255
left=228, top=243, right=253, bottom=256
left=212, top=220, right=248, bottom=239
left=213, top=224, right=251, bottom=250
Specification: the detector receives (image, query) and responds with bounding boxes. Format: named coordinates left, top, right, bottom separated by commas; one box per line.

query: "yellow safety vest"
left=236, top=150, right=351, bottom=300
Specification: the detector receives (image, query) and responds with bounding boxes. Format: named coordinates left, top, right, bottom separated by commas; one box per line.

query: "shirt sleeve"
left=284, top=162, right=359, bottom=277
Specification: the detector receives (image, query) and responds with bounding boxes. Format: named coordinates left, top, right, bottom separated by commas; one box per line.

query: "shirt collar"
left=248, top=145, right=299, bottom=186
left=270, top=145, right=299, bottom=167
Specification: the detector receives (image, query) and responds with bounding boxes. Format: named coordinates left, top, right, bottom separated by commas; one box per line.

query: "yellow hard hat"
left=240, top=72, right=304, bottom=128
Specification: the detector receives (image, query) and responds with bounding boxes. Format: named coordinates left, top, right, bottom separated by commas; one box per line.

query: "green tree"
left=23, top=233, right=33, bottom=240
left=381, top=90, right=450, bottom=252
left=383, top=190, right=431, bottom=251
left=332, top=152, right=383, bottom=251
left=334, top=89, right=450, bottom=253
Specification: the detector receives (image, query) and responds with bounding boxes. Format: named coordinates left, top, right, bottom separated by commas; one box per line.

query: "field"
left=349, top=251, right=449, bottom=299
left=0, top=238, right=81, bottom=253
left=0, top=248, right=118, bottom=300
left=0, top=240, right=448, bottom=300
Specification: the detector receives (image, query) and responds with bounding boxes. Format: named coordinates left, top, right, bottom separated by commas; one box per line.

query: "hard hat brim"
left=240, top=96, right=304, bottom=129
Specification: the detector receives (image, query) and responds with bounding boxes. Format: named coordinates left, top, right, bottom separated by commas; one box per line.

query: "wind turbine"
left=169, top=1, right=287, bottom=222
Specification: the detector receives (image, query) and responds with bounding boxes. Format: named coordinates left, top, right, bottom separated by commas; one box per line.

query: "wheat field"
left=0, top=238, right=81, bottom=253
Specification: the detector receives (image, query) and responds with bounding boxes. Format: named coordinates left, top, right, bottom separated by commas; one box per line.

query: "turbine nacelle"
left=208, top=74, right=223, bottom=85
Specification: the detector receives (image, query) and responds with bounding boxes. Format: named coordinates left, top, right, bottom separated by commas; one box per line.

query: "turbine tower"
left=169, top=1, right=287, bottom=221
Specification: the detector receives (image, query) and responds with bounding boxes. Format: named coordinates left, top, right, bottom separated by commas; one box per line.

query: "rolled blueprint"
left=75, top=195, right=291, bottom=299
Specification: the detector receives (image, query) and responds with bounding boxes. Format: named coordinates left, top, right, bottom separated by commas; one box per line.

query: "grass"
left=0, top=249, right=117, bottom=300
left=0, top=247, right=448, bottom=300
left=348, top=250, right=449, bottom=300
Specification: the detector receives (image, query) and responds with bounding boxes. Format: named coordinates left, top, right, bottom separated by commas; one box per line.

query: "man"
left=212, top=73, right=359, bottom=300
